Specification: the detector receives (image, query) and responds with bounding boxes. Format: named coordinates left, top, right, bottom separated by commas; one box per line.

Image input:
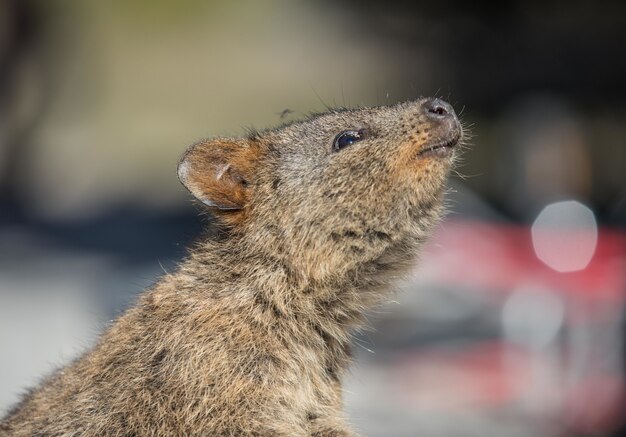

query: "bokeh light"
left=531, top=201, right=598, bottom=272
left=502, top=285, right=565, bottom=350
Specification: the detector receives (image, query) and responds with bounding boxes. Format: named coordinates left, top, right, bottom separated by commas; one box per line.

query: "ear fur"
left=178, top=138, right=258, bottom=211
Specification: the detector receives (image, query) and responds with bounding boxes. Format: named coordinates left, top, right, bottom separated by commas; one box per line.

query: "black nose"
left=422, top=98, right=456, bottom=119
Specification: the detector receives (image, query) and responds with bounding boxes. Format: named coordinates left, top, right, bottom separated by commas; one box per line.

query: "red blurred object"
left=422, top=220, right=626, bottom=302
left=408, top=220, right=626, bottom=433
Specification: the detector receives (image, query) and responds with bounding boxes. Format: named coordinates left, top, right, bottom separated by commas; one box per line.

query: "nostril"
left=429, top=105, right=448, bottom=116
left=423, top=98, right=455, bottom=119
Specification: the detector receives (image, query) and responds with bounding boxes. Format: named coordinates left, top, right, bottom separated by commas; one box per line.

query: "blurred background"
left=1, top=1, right=625, bottom=436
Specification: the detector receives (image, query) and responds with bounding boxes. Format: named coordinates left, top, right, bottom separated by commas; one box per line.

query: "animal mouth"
left=417, top=134, right=461, bottom=158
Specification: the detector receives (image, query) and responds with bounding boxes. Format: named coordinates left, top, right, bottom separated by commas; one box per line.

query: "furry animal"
left=1, top=98, right=463, bottom=436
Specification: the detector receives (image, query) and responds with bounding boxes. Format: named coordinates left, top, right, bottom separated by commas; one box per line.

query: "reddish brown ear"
left=177, top=138, right=258, bottom=210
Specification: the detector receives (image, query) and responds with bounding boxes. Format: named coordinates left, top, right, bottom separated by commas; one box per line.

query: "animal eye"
left=332, top=129, right=367, bottom=152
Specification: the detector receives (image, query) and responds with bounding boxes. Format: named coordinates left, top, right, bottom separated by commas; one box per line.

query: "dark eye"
left=333, top=129, right=367, bottom=152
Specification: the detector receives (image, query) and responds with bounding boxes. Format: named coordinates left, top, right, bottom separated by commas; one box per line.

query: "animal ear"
left=177, top=138, right=258, bottom=211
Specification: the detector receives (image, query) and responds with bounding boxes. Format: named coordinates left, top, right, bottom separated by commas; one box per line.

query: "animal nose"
left=422, top=98, right=456, bottom=120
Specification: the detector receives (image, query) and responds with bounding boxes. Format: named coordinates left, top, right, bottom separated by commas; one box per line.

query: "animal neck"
left=178, top=228, right=423, bottom=343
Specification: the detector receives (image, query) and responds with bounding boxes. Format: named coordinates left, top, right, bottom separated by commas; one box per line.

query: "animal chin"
left=417, top=136, right=460, bottom=159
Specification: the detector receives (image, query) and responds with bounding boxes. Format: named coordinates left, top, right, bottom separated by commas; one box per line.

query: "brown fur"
left=1, top=98, right=463, bottom=436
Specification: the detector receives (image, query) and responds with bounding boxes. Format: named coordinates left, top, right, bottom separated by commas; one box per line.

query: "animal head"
left=178, top=98, right=463, bottom=280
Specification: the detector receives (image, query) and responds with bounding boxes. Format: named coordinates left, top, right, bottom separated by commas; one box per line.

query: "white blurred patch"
left=502, top=286, right=565, bottom=350
left=531, top=200, right=598, bottom=272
